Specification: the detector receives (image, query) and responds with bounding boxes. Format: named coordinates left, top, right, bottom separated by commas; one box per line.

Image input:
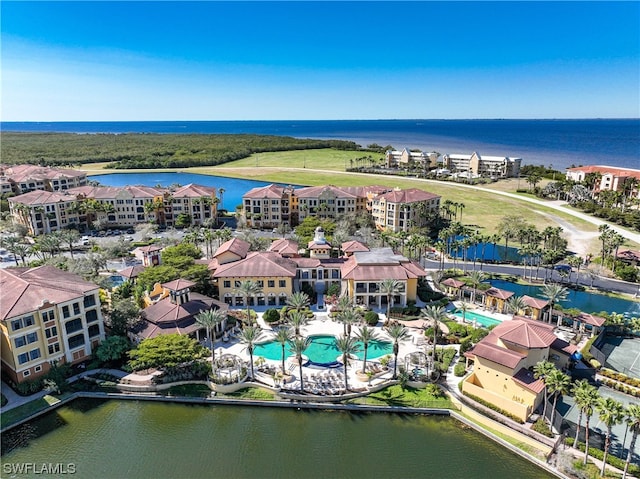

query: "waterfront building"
left=340, top=247, right=427, bottom=308
left=136, top=279, right=228, bottom=341
left=0, top=164, right=88, bottom=195
left=462, top=317, right=577, bottom=422
left=371, top=187, right=441, bottom=232
left=0, top=266, right=105, bottom=383
left=385, top=148, right=439, bottom=169
left=8, top=190, right=83, bottom=235
left=565, top=165, right=640, bottom=199
left=241, top=184, right=295, bottom=229
left=442, top=152, right=522, bottom=178
left=295, top=185, right=364, bottom=222
left=166, top=183, right=218, bottom=227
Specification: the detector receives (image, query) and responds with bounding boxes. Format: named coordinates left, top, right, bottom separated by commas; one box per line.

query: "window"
left=26, top=332, right=38, bottom=344
left=45, top=326, right=58, bottom=339
left=279, top=280, right=286, bottom=288
left=234, top=281, right=241, bottom=288
left=257, top=280, right=264, bottom=288
left=35, top=365, right=42, bottom=373
left=42, top=310, right=55, bottom=322
left=88, top=324, right=100, bottom=338
left=84, top=295, right=96, bottom=308
left=268, top=280, right=275, bottom=288
left=86, top=310, right=98, bottom=323
left=18, top=353, right=29, bottom=365
left=23, top=370, right=31, bottom=377
left=223, top=280, right=231, bottom=288
left=73, top=303, right=81, bottom=315
left=65, top=318, right=83, bottom=335
left=23, top=315, right=34, bottom=327
left=62, top=305, right=70, bottom=318
left=68, top=334, right=85, bottom=349
left=29, top=349, right=41, bottom=361
left=14, top=336, right=26, bottom=348
left=48, top=343, right=61, bottom=355
left=11, top=320, right=22, bottom=332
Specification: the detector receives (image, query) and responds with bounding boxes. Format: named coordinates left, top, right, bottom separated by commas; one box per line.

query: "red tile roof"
left=573, top=312, right=606, bottom=327
left=214, top=238, right=250, bottom=259
left=341, top=240, right=369, bottom=254
left=485, top=287, right=514, bottom=300
left=162, top=279, right=196, bottom=291
left=551, top=338, right=578, bottom=356
left=213, top=252, right=297, bottom=278
left=243, top=184, right=289, bottom=199
left=117, top=265, right=146, bottom=280
left=441, top=278, right=465, bottom=288
left=267, top=238, right=300, bottom=256
left=295, top=185, right=360, bottom=199
left=493, top=317, right=557, bottom=349
left=469, top=341, right=525, bottom=369
left=9, top=190, right=77, bottom=206
left=375, top=188, right=440, bottom=204
left=521, top=295, right=549, bottom=310
left=617, top=249, right=640, bottom=262
left=512, top=368, right=545, bottom=393
left=171, top=184, right=216, bottom=198
left=136, top=245, right=163, bottom=254
left=566, top=165, right=640, bottom=179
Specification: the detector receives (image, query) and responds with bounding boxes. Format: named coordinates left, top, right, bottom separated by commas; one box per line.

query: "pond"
left=90, top=172, right=300, bottom=211
left=489, top=279, right=640, bottom=316
left=1, top=399, right=554, bottom=479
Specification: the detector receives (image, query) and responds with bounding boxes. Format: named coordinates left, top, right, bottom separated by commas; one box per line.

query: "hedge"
left=461, top=390, right=525, bottom=424
left=564, top=437, right=640, bottom=475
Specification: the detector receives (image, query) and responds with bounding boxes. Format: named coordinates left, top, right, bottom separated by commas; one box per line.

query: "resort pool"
left=254, top=335, right=393, bottom=364
left=489, top=279, right=640, bottom=316
left=452, top=310, right=502, bottom=328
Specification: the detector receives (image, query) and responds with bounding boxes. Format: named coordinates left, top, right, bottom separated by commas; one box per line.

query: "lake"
left=0, top=399, right=554, bottom=479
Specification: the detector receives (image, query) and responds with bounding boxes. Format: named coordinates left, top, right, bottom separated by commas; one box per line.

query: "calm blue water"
left=3, top=119, right=638, bottom=171
left=453, top=309, right=502, bottom=328
left=255, top=334, right=392, bottom=364
left=450, top=237, right=522, bottom=263
left=90, top=172, right=296, bottom=211
left=489, top=279, right=640, bottom=316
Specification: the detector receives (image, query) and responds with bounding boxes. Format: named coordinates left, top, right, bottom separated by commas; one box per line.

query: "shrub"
left=364, top=310, right=379, bottom=326
left=454, top=363, right=466, bottom=377
left=589, top=359, right=601, bottom=369
left=462, top=390, right=524, bottom=424
left=262, top=308, right=281, bottom=323
left=531, top=418, right=554, bottom=437
left=566, top=437, right=640, bottom=475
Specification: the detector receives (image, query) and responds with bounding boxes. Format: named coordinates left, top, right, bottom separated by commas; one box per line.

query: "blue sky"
left=2, top=1, right=639, bottom=121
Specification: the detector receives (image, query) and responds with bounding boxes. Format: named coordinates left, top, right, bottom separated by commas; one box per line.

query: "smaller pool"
left=255, top=334, right=393, bottom=364
left=452, top=310, right=502, bottom=328
left=109, top=275, right=125, bottom=288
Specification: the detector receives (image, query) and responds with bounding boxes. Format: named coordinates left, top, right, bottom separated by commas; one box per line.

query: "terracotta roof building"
left=242, top=184, right=295, bottom=229
left=566, top=165, right=640, bottom=199
left=0, top=164, right=88, bottom=195
left=268, top=238, right=300, bottom=257
left=371, top=187, right=441, bottom=233
left=0, top=266, right=105, bottom=384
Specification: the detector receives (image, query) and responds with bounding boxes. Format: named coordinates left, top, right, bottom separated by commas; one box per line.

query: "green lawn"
left=0, top=394, right=66, bottom=430
left=220, top=387, right=276, bottom=401
left=347, top=385, right=452, bottom=409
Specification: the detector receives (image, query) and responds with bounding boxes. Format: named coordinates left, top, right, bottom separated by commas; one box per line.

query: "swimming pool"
left=452, top=310, right=502, bottom=328
left=254, top=335, right=393, bottom=364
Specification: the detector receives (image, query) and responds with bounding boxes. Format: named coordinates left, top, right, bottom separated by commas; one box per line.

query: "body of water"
left=489, top=279, right=640, bottom=316
left=4, top=119, right=638, bottom=171
left=255, top=334, right=392, bottom=364
left=0, top=399, right=554, bottom=479
left=90, top=172, right=291, bottom=211
left=453, top=309, right=502, bottom=328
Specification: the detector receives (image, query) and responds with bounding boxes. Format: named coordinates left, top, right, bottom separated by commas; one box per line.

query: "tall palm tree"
left=506, top=296, right=527, bottom=317
left=595, top=397, right=625, bottom=477
left=355, top=325, right=379, bottom=373
left=287, top=310, right=309, bottom=337
left=467, top=271, right=486, bottom=304
left=421, top=305, right=447, bottom=363
left=239, top=325, right=264, bottom=380
left=458, top=301, right=471, bottom=323
left=385, top=323, right=410, bottom=379
left=289, top=336, right=310, bottom=392
left=572, top=380, right=599, bottom=451
left=533, top=360, right=557, bottom=422
left=379, top=278, right=402, bottom=320
left=622, top=404, right=640, bottom=479
left=59, top=229, right=80, bottom=260
left=542, top=283, right=568, bottom=324
left=336, top=307, right=361, bottom=337
left=234, top=280, right=262, bottom=325
left=334, top=334, right=361, bottom=391
left=274, top=327, right=293, bottom=374
left=546, top=369, right=571, bottom=430
left=286, top=291, right=310, bottom=312
left=195, top=309, right=227, bottom=365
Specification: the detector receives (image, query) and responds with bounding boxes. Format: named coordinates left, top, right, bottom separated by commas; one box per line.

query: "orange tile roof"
left=171, top=183, right=216, bottom=198
left=243, top=184, right=288, bottom=199
left=469, top=341, right=525, bottom=369
left=521, top=295, right=549, bottom=309
left=375, top=188, right=440, bottom=204
left=8, top=190, right=77, bottom=206
left=162, top=279, right=196, bottom=291
left=485, top=287, right=514, bottom=300
left=268, top=238, right=300, bottom=255
left=493, top=317, right=557, bottom=349
left=341, top=240, right=369, bottom=253
left=567, top=165, right=640, bottom=179
left=295, top=185, right=359, bottom=199
left=212, top=252, right=297, bottom=278
left=214, top=238, right=250, bottom=259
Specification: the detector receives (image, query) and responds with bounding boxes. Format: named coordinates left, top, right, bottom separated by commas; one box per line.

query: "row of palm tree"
left=533, top=360, right=640, bottom=477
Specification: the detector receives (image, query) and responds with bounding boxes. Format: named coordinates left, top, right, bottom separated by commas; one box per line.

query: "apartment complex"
left=566, top=165, right=640, bottom=198
left=9, top=183, right=217, bottom=235
left=442, top=152, right=522, bottom=178
left=242, top=184, right=295, bottom=229
left=0, top=266, right=105, bottom=384
left=0, top=164, right=88, bottom=195
left=385, top=148, right=439, bottom=169
left=371, top=187, right=441, bottom=232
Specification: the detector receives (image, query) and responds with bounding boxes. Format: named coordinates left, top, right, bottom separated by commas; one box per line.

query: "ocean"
left=2, top=119, right=638, bottom=171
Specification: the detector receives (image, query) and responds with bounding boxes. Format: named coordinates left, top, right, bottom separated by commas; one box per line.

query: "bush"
left=454, top=363, right=466, bottom=377
left=566, top=437, right=640, bottom=475
left=462, top=390, right=524, bottom=424
left=589, top=359, right=601, bottom=369
left=262, top=308, right=281, bottom=323
left=531, top=418, right=554, bottom=437
left=364, top=310, right=379, bottom=326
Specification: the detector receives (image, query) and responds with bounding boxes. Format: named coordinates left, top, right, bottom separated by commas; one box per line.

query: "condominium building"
left=0, top=164, right=88, bottom=195
left=295, top=185, right=367, bottom=222
left=0, top=266, right=105, bottom=384
left=566, top=165, right=640, bottom=198
left=385, top=148, right=439, bottom=169
left=442, top=152, right=522, bottom=178
left=371, top=188, right=441, bottom=232
left=242, top=184, right=295, bottom=229
left=8, top=190, right=83, bottom=235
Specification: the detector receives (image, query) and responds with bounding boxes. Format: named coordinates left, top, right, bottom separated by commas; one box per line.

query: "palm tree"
left=289, top=336, right=310, bottom=392
left=533, top=360, right=556, bottom=422
left=334, top=334, right=361, bottom=391
left=287, top=310, right=309, bottom=337
left=234, top=280, right=262, bottom=325
left=336, top=307, right=361, bottom=337
left=379, top=278, right=402, bottom=321
left=59, top=229, right=80, bottom=260
left=546, top=369, right=571, bottom=431
left=467, top=271, right=486, bottom=304
left=385, top=323, right=409, bottom=379
left=421, top=305, right=447, bottom=363
left=541, top=283, right=568, bottom=324
left=239, top=325, right=264, bottom=380
left=572, top=380, right=599, bottom=450
left=355, top=325, right=379, bottom=373
left=274, top=327, right=293, bottom=374
left=622, top=404, right=640, bottom=479
left=195, top=309, right=227, bottom=365
left=286, top=291, right=310, bottom=313
left=458, top=301, right=471, bottom=323
left=595, top=397, right=625, bottom=477
left=506, top=296, right=527, bottom=316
